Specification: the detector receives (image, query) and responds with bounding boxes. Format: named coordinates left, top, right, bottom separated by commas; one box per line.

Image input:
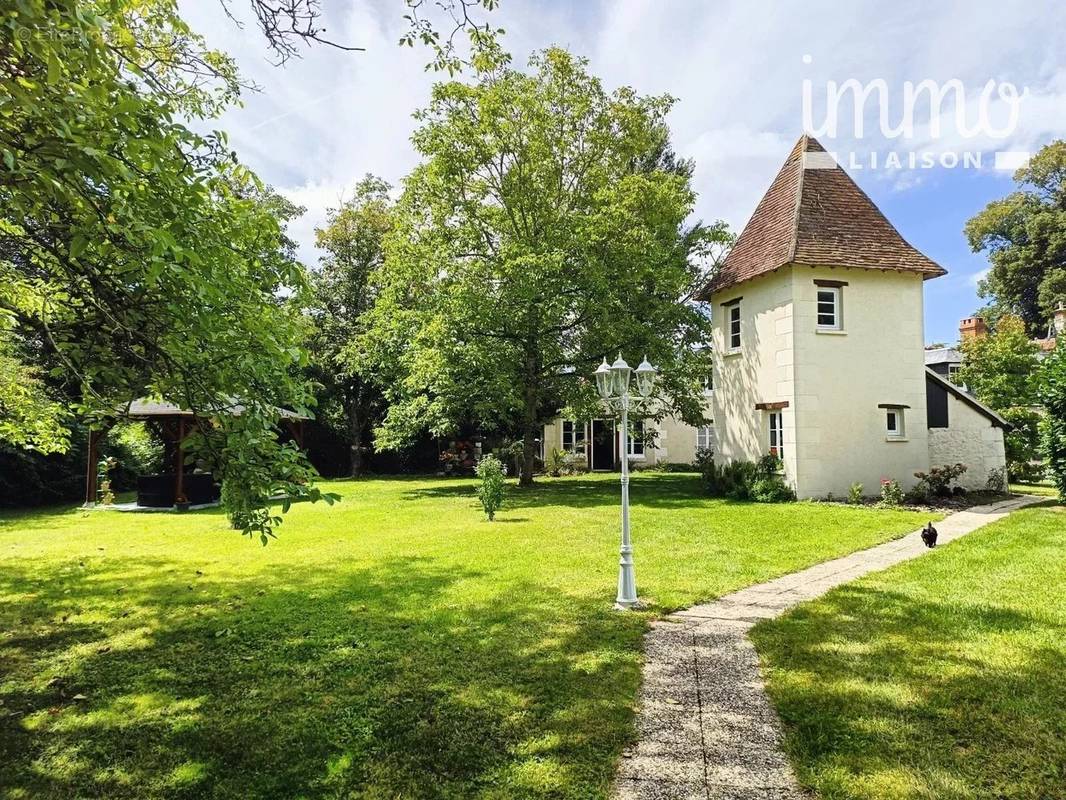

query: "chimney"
left=959, top=316, right=988, bottom=340
left=1054, top=305, right=1066, bottom=335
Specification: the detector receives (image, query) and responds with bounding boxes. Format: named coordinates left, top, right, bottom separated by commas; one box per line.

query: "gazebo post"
left=174, top=416, right=188, bottom=507
left=83, top=428, right=103, bottom=507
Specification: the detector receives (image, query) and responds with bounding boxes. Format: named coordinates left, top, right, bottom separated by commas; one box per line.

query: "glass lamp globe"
left=635, top=356, right=657, bottom=397
left=610, top=354, right=631, bottom=397
left=594, top=358, right=612, bottom=399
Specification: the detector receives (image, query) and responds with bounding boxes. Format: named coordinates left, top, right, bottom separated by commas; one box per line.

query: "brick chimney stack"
left=959, top=316, right=988, bottom=340
left=1054, top=305, right=1066, bottom=335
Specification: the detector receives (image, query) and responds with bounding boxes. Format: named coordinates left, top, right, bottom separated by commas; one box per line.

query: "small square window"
left=885, top=409, right=905, bottom=438
left=816, top=287, right=841, bottom=330
left=728, top=304, right=741, bottom=350
left=696, top=425, right=715, bottom=451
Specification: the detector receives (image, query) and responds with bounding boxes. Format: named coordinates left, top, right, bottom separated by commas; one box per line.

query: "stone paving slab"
left=613, top=494, right=1044, bottom=800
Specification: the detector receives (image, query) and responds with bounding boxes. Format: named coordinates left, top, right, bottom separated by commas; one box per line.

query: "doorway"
left=590, top=419, right=615, bottom=471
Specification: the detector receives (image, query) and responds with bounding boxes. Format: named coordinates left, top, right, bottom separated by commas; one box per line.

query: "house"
left=543, top=134, right=1009, bottom=496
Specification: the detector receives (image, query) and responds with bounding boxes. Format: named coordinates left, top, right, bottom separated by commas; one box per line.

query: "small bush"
left=702, top=453, right=793, bottom=502
left=475, top=455, right=505, bottom=520
left=751, top=476, right=796, bottom=503
left=913, top=463, right=967, bottom=497
left=847, top=482, right=864, bottom=504
left=986, top=466, right=1007, bottom=493
left=879, top=478, right=904, bottom=507
left=692, top=447, right=715, bottom=474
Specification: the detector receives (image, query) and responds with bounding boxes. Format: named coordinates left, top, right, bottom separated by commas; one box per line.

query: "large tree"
left=966, top=140, right=1066, bottom=336
left=1, top=0, right=335, bottom=538
left=1038, top=340, right=1066, bottom=500
left=307, top=176, right=392, bottom=476
left=956, top=315, right=1043, bottom=480
left=363, top=48, right=726, bottom=485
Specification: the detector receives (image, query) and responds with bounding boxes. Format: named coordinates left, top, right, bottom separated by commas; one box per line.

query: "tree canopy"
left=1, top=0, right=333, bottom=537
left=966, top=140, right=1066, bottom=335
left=307, top=176, right=392, bottom=476
left=363, top=48, right=727, bottom=484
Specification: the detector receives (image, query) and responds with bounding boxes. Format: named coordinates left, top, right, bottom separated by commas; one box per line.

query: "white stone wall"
left=928, top=393, right=1007, bottom=490
left=709, top=269, right=798, bottom=483
left=789, top=266, right=931, bottom=498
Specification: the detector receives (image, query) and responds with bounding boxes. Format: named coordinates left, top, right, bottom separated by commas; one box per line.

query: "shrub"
left=879, top=478, right=904, bottom=507
left=1001, top=407, right=1044, bottom=481
left=847, top=482, right=864, bottom=504
left=913, top=463, right=967, bottom=497
left=475, top=455, right=506, bottom=520
left=986, top=466, right=1007, bottom=493
left=702, top=454, right=793, bottom=502
left=702, top=459, right=758, bottom=500
left=751, top=476, right=796, bottom=503
left=544, top=447, right=572, bottom=478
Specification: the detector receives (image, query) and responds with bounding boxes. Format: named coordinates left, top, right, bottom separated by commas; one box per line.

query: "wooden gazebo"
left=84, top=398, right=308, bottom=509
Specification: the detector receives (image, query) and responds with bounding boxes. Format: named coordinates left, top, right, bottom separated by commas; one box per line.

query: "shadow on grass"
left=752, top=584, right=1066, bottom=799
left=0, top=552, right=645, bottom=799
left=401, top=473, right=706, bottom=511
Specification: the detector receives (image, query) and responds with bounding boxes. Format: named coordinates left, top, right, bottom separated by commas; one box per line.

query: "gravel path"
left=613, top=494, right=1045, bottom=800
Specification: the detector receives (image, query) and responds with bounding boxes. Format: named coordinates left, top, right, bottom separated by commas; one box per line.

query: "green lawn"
left=1, top=473, right=937, bottom=799
left=752, top=503, right=1066, bottom=800
left=1011, top=481, right=1060, bottom=498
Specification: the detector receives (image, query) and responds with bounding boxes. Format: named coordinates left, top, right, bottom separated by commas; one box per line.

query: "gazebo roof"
left=123, top=397, right=310, bottom=420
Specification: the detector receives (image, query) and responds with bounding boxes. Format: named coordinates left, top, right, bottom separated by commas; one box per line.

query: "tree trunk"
left=348, top=396, right=366, bottom=478
left=519, top=420, right=537, bottom=487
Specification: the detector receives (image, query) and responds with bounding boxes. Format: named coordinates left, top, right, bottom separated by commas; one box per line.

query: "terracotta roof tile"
left=700, top=135, right=946, bottom=297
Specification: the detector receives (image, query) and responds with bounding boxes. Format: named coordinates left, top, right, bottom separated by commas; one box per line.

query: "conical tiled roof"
left=700, top=135, right=946, bottom=297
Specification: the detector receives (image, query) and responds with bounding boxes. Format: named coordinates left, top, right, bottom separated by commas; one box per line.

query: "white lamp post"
left=595, top=353, right=657, bottom=609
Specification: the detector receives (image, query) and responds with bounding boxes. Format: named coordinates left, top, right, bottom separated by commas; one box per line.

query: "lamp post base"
left=613, top=598, right=648, bottom=611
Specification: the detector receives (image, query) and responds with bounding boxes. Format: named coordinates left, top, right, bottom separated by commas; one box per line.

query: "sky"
left=181, top=0, right=1066, bottom=346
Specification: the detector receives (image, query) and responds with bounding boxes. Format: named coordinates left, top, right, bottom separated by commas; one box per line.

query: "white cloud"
left=178, top=0, right=1066, bottom=263
left=970, top=267, right=991, bottom=288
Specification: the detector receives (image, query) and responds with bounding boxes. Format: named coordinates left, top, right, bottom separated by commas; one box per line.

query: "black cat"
left=920, top=522, right=938, bottom=548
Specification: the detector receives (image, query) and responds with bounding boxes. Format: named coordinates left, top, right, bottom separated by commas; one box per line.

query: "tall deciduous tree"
left=1038, top=340, right=1066, bottom=500
left=363, top=48, right=725, bottom=485
left=966, top=140, right=1066, bottom=336
left=308, top=176, right=391, bottom=476
left=1, top=1, right=334, bottom=538
left=957, top=315, right=1042, bottom=479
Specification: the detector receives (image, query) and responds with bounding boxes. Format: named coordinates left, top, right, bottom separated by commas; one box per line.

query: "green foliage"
left=0, top=328, right=68, bottom=453
left=701, top=455, right=793, bottom=502
left=544, top=447, right=580, bottom=478
left=986, top=466, right=1008, bottom=493
left=692, top=447, right=715, bottom=474
left=966, top=140, right=1066, bottom=334
left=1000, top=406, right=1044, bottom=481
left=957, top=315, right=1040, bottom=409
left=307, top=176, right=392, bottom=476
left=362, top=48, right=727, bottom=485
left=474, top=454, right=505, bottom=520
left=879, top=478, right=904, bottom=507
left=0, top=1, right=331, bottom=537
left=913, top=463, right=968, bottom=497
left=109, top=421, right=164, bottom=477
left=1037, top=341, right=1066, bottom=500
left=847, top=482, right=864, bottom=504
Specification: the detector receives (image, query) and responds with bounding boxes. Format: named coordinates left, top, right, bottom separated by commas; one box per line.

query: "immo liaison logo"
left=800, top=55, right=1030, bottom=172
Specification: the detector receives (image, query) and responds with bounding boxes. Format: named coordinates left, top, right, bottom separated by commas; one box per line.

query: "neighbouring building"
left=543, top=134, right=1009, bottom=496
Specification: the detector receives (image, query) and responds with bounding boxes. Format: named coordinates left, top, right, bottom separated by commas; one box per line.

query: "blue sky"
left=182, top=0, right=1066, bottom=345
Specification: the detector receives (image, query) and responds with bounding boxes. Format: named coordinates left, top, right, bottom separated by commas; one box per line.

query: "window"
left=816, top=287, right=841, bottom=330
left=627, top=420, right=645, bottom=458
left=947, top=364, right=961, bottom=384
left=702, top=370, right=714, bottom=393
left=728, top=304, right=741, bottom=350
left=562, top=420, right=587, bottom=453
left=885, top=408, right=905, bottom=438
left=768, top=412, right=784, bottom=459
left=696, top=425, right=715, bottom=452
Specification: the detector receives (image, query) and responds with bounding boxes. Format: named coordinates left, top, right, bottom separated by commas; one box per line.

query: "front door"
left=591, top=419, right=615, bottom=471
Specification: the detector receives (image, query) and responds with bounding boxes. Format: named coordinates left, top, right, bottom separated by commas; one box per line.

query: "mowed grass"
left=752, top=503, right=1066, bottom=800
left=0, top=473, right=936, bottom=799
left=1011, top=481, right=1060, bottom=498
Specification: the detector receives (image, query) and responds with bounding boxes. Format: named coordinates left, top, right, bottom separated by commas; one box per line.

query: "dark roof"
left=699, top=135, right=947, bottom=297
left=123, top=398, right=310, bottom=420
left=924, top=368, right=1009, bottom=429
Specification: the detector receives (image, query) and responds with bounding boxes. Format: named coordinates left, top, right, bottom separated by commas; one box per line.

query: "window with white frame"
left=561, top=420, right=587, bottom=453
left=702, top=370, right=714, bottom=393
left=816, top=286, right=842, bottom=330
left=885, top=408, right=905, bottom=438
left=728, top=304, right=742, bottom=350
left=696, top=424, right=715, bottom=452
left=768, top=411, right=784, bottom=459
left=947, top=364, right=961, bottom=384
left=627, top=420, right=645, bottom=458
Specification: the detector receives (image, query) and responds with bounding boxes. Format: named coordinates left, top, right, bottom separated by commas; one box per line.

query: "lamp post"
left=595, top=353, right=657, bottom=609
